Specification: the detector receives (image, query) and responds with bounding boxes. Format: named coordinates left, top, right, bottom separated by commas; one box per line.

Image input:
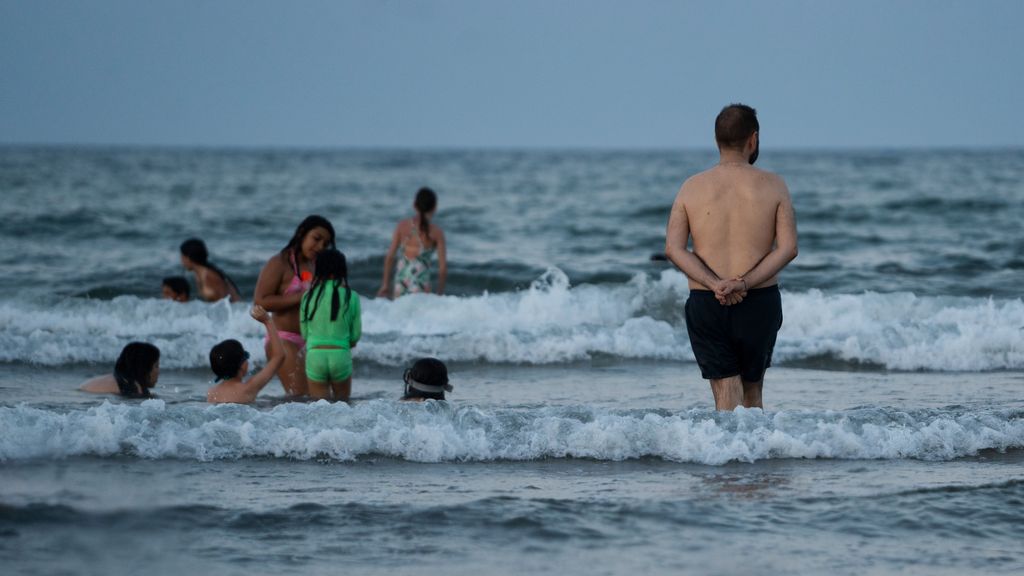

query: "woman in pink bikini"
left=254, top=215, right=335, bottom=397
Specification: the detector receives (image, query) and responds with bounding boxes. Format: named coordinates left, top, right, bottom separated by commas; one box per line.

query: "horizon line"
left=2, top=141, right=1023, bottom=154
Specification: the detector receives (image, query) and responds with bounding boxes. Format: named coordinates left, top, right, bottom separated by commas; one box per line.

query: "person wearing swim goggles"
left=401, top=358, right=453, bottom=401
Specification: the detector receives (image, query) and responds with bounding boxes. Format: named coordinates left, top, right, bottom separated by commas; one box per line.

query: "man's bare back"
left=668, top=164, right=796, bottom=293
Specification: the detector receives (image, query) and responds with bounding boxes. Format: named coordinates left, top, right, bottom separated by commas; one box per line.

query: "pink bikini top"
left=285, top=252, right=312, bottom=295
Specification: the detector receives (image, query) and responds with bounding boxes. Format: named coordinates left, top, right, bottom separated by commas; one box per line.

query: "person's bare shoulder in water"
left=80, top=374, right=118, bottom=394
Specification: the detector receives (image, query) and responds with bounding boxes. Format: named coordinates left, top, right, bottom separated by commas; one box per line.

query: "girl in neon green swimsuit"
left=300, top=249, right=361, bottom=402
left=378, top=187, right=448, bottom=299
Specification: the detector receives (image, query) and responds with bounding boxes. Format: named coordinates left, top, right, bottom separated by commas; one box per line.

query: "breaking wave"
left=1, top=400, right=1021, bottom=464
left=1, top=269, right=1022, bottom=371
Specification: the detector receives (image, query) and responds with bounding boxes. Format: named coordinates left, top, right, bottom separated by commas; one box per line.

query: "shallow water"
left=4, top=456, right=1023, bottom=576
left=2, top=147, right=1023, bottom=574
left=3, top=364, right=1023, bottom=575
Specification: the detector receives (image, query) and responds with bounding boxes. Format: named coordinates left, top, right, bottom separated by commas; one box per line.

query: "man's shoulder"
left=745, top=167, right=788, bottom=199
left=679, top=169, right=714, bottom=196
left=752, top=166, right=786, bottom=184
left=686, top=166, right=718, bottom=184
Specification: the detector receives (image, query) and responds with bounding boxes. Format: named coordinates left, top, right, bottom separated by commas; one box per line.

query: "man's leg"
left=742, top=379, right=763, bottom=409
left=710, top=376, right=744, bottom=411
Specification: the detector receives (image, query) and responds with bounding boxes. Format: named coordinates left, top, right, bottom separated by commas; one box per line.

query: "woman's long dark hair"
left=180, top=238, right=241, bottom=296
left=302, top=249, right=350, bottom=323
left=113, top=342, right=160, bottom=398
left=280, top=215, right=336, bottom=268
left=414, top=188, right=437, bottom=241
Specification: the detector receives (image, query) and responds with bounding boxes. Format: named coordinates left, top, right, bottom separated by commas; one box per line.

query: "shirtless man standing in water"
left=665, top=104, right=798, bottom=411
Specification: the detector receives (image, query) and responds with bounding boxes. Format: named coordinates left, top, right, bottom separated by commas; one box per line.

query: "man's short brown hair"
left=715, top=104, right=759, bottom=149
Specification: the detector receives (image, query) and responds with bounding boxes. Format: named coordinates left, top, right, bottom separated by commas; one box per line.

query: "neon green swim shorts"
left=305, top=348, right=353, bottom=382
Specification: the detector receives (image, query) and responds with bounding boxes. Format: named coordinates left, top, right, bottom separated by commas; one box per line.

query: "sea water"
left=1, top=147, right=1022, bottom=575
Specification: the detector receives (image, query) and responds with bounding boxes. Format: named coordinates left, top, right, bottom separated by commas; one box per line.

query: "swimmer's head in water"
left=114, top=342, right=161, bottom=398
left=303, top=249, right=351, bottom=323
left=180, top=238, right=209, bottom=268
left=209, top=339, right=250, bottom=381
left=283, top=215, right=336, bottom=263
left=178, top=239, right=239, bottom=297
left=402, top=357, right=452, bottom=401
left=715, top=103, right=759, bottom=164
left=161, top=276, right=190, bottom=302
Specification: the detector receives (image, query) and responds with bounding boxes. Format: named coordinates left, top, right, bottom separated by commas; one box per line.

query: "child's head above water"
left=303, top=249, right=351, bottom=323
left=209, top=339, right=250, bottom=381
left=402, top=358, right=452, bottom=401
left=161, top=276, right=190, bottom=302
left=313, top=248, right=347, bottom=283
left=115, top=342, right=161, bottom=398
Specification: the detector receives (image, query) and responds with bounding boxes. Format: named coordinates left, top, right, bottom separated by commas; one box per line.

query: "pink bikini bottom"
left=266, top=330, right=306, bottom=350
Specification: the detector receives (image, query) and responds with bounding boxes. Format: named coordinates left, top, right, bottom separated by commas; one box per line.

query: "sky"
left=1, top=0, right=1022, bottom=150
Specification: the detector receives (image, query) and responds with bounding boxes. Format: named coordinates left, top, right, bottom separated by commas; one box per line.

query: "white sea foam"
left=1, top=269, right=1022, bottom=370
left=780, top=289, right=1024, bottom=371
left=0, top=296, right=264, bottom=369
left=1, top=400, right=1021, bottom=464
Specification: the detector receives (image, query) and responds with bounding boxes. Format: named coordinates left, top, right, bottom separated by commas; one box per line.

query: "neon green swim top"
left=299, top=280, right=362, bottom=349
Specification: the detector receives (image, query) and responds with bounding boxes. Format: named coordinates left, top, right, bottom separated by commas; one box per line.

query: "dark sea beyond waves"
left=1, top=147, right=1022, bottom=301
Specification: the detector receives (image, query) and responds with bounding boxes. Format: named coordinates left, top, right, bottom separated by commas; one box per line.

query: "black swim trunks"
left=684, top=285, right=783, bottom=382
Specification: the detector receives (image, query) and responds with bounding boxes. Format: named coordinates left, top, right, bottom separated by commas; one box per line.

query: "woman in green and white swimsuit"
left=378, top=187, right=447, bottom=299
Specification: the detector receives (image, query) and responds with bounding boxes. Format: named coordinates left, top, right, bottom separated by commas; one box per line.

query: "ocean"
left=1, top=147, right=1022, bottom=575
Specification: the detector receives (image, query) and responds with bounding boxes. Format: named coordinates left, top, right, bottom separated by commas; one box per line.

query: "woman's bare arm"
left=254, top=255, right=302, bottom=311
left=435, top=227, right=447, bottom=295
left=198, top=267, right=229, bottom=302
left=377, top=223, right=403, bottom=298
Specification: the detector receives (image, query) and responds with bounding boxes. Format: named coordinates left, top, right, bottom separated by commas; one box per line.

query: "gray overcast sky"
left=1, top=0, right=1022, bottom=149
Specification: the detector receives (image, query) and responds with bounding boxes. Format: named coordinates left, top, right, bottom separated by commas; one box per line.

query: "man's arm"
left=665, top=185, right=722, bottom=290
left=665, top=184, right=745, bottom=305
left=718, top=180, right=798, bottom=298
